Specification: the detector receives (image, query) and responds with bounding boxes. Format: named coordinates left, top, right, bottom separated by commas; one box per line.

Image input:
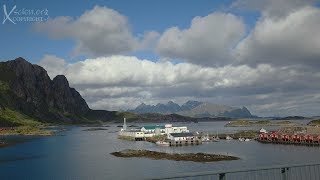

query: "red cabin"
left=270, top=133, right=277, bottom=140
left=292, top=135, right=299, bottom=141
left=277, top=134, right=282, bottom=139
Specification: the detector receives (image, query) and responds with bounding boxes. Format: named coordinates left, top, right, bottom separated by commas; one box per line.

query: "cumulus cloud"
left=230, top=0, right=316, bottom=19
left=34, top=6, right=155, bottom=56
left=155, top=1, right=320, bottom=68
left=38, top=55, right=66, bottom=79
left=38, top=55, right=320, bottom=116
left=156, top=12, right=246, bottom=66
left=234, top=6, right=320, bottom=67
left=34, top=2, right=320, bottom=116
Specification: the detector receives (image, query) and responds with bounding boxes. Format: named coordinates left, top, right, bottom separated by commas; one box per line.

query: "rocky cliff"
left=0, top=57, right=112, bottom=123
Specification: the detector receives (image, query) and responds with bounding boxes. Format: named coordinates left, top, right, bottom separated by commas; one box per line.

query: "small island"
left=225, top=120, right=299, bottom=127
left=213, top=130, right=259, bottom=139
left=111, top=149, right=239, bottom=162
left=307, top=119, right=320, bottom=126
left=82, top=127, right=108, bottom=131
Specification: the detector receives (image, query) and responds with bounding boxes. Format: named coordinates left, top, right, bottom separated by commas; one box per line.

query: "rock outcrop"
left=0, top=57, right=111, bottom=123
left=111, top=149, right=240, bottom=162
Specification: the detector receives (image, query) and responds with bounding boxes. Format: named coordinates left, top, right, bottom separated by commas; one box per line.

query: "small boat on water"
left=202, top=134, right=211, bottom=142
left=156, top=141, right=170, bottom=146
left=239, top=137, right=251, bottom=142
left=212, top=136, right=220, bottom=142
left=226, top=135, right=233, bottom=140
left=259, top=128, right=267, bottom=133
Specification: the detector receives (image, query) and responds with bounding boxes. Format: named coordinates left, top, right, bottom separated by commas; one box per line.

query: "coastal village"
left=118, top=117, right=320, bottom=147
left=118, top=117, right=257, bottom=146
left=118, top=118, right=201, bottom=146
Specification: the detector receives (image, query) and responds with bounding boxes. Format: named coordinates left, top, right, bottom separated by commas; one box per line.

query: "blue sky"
left=0, top=0, right=259, bottom=63
left=1, top=0, right=320, bottom=116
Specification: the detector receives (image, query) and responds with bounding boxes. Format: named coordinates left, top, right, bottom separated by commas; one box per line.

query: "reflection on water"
left=0, top=120, right=318, bottom=180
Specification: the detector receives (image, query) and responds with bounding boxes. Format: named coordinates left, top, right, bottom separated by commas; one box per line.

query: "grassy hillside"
left=0, top=108, right=41, bottom=127
left=114, top=111, right=139, bottom=122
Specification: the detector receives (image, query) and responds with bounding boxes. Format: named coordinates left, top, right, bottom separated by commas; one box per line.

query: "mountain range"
left=129, top=101, right=255, bottom=118
left=0, top=57, right=239, bottom=126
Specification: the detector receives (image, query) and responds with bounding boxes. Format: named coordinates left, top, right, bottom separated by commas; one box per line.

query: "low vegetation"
left=308, top=119, right=320, bottom=126
left=225, top=120, right=298, bottom=127
left=211, top=130, right=259, bottom=139
left=0, top=108, right=54, bottom=136
left=0, top=108, right=41, bottom=127
left=0, top=126, right=53, bottom=136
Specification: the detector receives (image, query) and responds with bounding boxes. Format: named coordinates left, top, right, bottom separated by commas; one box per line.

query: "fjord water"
left=1, top=121, right=319, bottom=180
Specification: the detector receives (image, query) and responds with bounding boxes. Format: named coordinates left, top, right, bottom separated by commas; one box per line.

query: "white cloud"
left=235, top=6, right=320, bottom=67
left=230, top=0, right=316, bottom=19
left=63, top=56, right=275, bottom=89
left=156, top=12, right=246, bottom=66
left=34, top=6, right=154, bottom=57
left=34, top=3, right=320, bottom=116
left=38, top=54, right=66, bottom=79
left=38, top=55, right=320, bottom=116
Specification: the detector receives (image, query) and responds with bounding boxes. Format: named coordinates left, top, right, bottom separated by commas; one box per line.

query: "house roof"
left=142, top=125, right=165, bottom=130
left=170, top=133, right=195, bottom=137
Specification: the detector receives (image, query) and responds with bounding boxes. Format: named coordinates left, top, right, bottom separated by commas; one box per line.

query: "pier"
left=168, top=139, right=202, bottom=146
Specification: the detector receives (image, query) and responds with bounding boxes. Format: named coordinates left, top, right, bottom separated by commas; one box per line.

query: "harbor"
left=3, top=120, right=320, bottom=180
left=117, top=117, right=320, bottom=148
left=118, top=118, right=204, bottom=146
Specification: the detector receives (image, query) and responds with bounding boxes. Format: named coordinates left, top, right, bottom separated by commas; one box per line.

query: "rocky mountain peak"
left=130, top=100, right=254, bottom=118
left=0, top=57, right=92, bottom=122
left=53, top=75, right=70, bottom=88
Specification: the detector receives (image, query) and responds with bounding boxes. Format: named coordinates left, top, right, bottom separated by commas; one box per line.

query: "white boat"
left=211, top=136, right=219, bottom=142
left=202, top=134, right=210, bottom=142
left=245, top=138, right=251, bottom=142
left=226, top=135, right=233, bottom=140
left=239, top=137, right=245, bottom=142
left=259, top=128, right=267, bottom=133
left=156, top=141, right=170, bottom=146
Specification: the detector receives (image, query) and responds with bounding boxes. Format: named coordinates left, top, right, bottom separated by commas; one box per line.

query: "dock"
left=168, top=140, right=202, bottom=146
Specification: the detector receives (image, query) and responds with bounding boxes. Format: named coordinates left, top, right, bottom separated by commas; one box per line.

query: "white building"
left=164, top=124, right=189, bottom=134
left=118, top=130, right=145, bottom=140
left=141, top=125, right=166, bottom=134
left=167, top=132, right=196, bottom=141
left=119, top=118, right=191, bottom=140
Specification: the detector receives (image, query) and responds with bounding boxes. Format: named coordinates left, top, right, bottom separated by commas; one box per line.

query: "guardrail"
left=152, top=162, right=320, bottom=180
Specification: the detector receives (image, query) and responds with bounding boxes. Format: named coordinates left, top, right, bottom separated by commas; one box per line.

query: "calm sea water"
left=0, top=120, right=319, bottom=180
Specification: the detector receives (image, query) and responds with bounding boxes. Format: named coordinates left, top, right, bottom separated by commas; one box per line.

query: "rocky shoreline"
left=111, top=149, right=239, bottom=162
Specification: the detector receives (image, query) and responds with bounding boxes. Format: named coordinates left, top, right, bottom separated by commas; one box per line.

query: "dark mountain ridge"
left=0, top=57, right=113, bottom=124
